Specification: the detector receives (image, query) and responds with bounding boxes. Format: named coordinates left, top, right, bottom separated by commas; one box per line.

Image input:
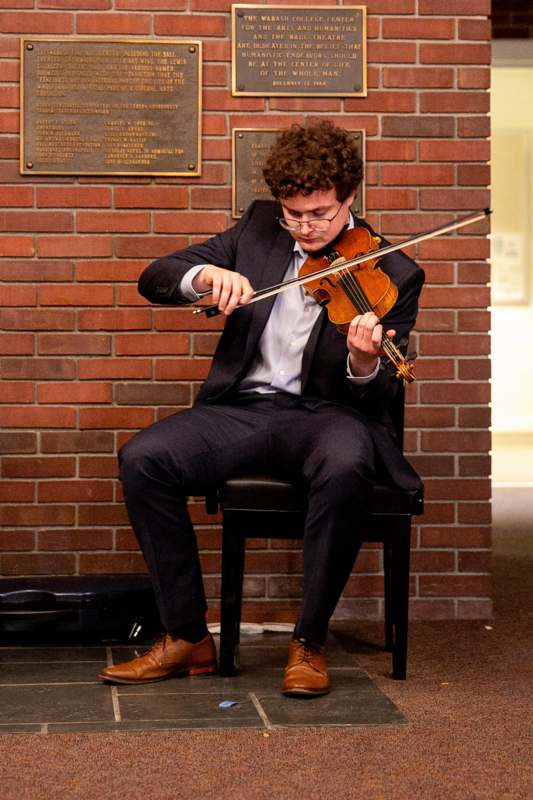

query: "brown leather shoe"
left=98, top=633, right=217, bottom=685
left=282, top=638, right=330, bottom=697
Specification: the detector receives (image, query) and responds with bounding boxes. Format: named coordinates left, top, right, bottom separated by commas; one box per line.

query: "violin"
left=194, top=209, right=492, bottom=383
left=298, top=225, right=414, bottom=382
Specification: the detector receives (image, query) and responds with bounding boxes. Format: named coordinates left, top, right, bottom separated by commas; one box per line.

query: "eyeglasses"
left=278, top=201, right=345, bottom=233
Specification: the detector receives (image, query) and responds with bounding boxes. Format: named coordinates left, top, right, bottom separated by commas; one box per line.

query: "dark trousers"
left=119, top=392, right=376, bottom=645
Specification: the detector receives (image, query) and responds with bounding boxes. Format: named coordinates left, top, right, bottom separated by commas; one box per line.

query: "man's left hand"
left=347, top=312, right=395, bottom=378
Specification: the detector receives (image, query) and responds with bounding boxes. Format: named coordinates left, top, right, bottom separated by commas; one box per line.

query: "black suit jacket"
left=139, top=200, right=425, bottom=489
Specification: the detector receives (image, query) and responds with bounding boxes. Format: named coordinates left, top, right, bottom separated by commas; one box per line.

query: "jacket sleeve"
left=137, top=202, right=258, bottom=305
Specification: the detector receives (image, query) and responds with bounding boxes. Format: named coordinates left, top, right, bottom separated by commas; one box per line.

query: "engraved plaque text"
left=232, top=5, right=366, bottom=96
left=21, top=38, right=202, bottom=176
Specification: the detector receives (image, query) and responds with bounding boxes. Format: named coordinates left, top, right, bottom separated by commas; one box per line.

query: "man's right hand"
left=192, top=265, right=254, bottom=316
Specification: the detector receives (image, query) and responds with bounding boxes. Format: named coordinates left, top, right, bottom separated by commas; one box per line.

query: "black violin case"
left=0, top=574, right=160, bottom=643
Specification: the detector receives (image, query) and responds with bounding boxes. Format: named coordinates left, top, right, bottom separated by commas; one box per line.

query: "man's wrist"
left=192, top=266, right=211, bottom=294
left=180, top=264, right=209, bottom=301
left=348, top=353, right=379, bottom=378
left=346, top=355, right=380, bottom=385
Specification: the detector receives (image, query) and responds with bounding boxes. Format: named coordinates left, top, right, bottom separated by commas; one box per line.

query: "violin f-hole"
left=312, top=288, right=331, bottom=306
left=319, top=277, right=336, bottom=289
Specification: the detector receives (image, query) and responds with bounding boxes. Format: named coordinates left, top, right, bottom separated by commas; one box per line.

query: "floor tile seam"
left=105, top=647, right=122, bottom=722
left=0, top=681, right=104, bottom=687
left=45, top=726, right=265, bottom=733
left=67, top=716, right=262, bottom=723
left=54, top=719, right=264, bottom=726
left=111, top=686, right=122, bottom=723
left=109, top=667, right=362, bottom=694
left=0, top=724, right=263, bottom=734
left=0, top=723, right=44, bottom=727
left=248, top=691, right=273, bottom=729
left=47, top=718, right=263, bottom=724
left=327, top=666, right=365, bottom=671
left=0, top=716, right=263, bottom=725
left=0, top=660, right=105, bottom=664
left=0, top=720, right=408, bottom=734
left=0, top=647, right=106, bottom=650
left=41, top=720, right=410, bottom=730
left=116, top=689, right=263, bottom=696
left=1, top=718, right=118, bottom=725
left=0, top=661, right=358, bottom=686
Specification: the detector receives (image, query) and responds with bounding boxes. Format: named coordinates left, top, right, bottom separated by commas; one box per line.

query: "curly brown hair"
left=262, top=120, right=363, bottom=202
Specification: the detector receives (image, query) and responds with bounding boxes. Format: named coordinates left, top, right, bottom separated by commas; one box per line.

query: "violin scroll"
left=381, top=335, right=416, bottom=383
left=395, top=358, right=415, bottom=384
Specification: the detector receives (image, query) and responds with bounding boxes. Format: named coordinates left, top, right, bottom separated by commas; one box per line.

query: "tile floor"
left=0, top=631, right=406, bottom=734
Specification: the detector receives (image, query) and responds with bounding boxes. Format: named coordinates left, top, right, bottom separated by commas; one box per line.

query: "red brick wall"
left=0, top=0, right=491, bottom=622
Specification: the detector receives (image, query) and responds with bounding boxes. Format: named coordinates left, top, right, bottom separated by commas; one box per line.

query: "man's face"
left=279, top=188, right=355, bottom=253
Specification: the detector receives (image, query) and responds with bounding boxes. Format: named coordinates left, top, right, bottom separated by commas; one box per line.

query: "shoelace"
left=134, top=634, right=167, bottom=664
left=295, top=640, right=319, bottom=666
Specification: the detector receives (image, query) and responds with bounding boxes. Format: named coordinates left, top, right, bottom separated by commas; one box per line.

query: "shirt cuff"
left=179, top=264, right=209, bottom=301
left=346, top=355, right=380, bottom=385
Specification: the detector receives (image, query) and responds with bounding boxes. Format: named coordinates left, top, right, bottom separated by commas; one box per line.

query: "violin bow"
left=193, top=208, right=491, bottom=317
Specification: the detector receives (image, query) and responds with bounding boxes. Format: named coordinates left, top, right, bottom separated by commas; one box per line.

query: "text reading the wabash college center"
left=232, top=5, right=367, bottom=96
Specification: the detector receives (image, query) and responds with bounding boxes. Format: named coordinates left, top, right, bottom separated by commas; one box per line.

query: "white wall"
left=491, top=65, right=533, bottom=482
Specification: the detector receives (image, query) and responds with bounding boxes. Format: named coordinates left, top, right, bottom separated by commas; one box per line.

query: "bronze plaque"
left=20, top=38, right=202, bottom=176
left=232, top=5, right=367, bottom=96
left=232, top=128, right=365, bottom=218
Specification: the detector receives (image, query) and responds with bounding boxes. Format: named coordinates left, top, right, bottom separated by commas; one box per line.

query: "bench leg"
left=390, top=520, right=412, bottom=680
left=383, top=541, right=394, bottom=652
left=219, top=519, right=245, bottom=676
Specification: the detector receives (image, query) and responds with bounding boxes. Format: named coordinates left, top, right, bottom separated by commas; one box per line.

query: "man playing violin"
left=99, top=121, right=424, bottom=696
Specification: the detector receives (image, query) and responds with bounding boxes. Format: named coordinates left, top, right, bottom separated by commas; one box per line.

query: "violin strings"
left=337, top=266, right=406, bottom=371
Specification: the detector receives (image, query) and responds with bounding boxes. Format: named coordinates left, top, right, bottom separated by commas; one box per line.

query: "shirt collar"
left=292, top=211, right=356, bottom=258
